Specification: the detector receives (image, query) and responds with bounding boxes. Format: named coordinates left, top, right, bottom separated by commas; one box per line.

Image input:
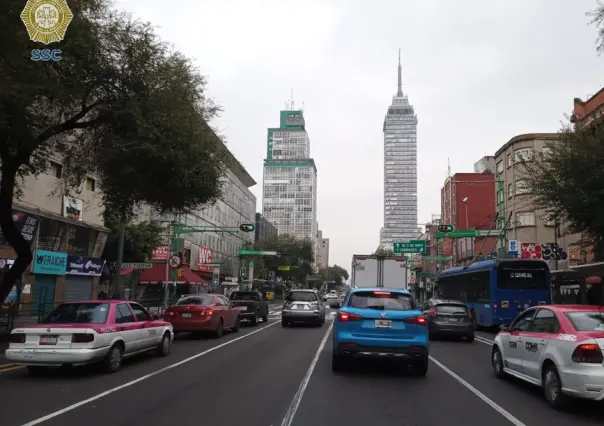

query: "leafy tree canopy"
left=521, top=124, right=604, bottom=259
left=254, top=235, right=315, bottom=284
left=318, top=265, right=349, bottom=291
left=373, top=248, right=395, bottom=256
left=589, top=1, right=604, bottom=54
left=102, top=213, right=163, bottom=263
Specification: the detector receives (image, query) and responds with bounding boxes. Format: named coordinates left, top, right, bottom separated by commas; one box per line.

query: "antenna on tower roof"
left=447, top=158, right=451, bottom=177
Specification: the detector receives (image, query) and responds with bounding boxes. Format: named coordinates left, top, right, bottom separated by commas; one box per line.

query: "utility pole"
left=163, top=221, right=172, bottom=308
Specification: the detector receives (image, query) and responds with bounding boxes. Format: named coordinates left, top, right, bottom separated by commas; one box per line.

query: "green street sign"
left=393, top=240, right=426, bottom=254
left=237, top=250, right=278, bottom=256
left=434, top=230, right=494, bottom=238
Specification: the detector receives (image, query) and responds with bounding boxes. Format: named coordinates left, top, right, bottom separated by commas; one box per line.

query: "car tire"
left=26, top=366, right=47, bottom=375
left=281, top=320, right=289, bottom=327
left=213, top=320, right=224, bottom=338
left=332, top=354, right=347, bottom=372
left=411, top=359, right=429, bottom=376
left=232, top=316, right=241, bottom=332
left=156, top=332, right=171, bottom=357
left=492, top=346, right=507, bottom=379
left=315, top=318, right=323, bottom=327
left=321, top=315, right=326, bottom=325
left=466, top=334, right=475, bottom=343
left=262, top=315, right=268, bottom=322
left=102, top=343, right=123, bottom=374
left=250, top=315, right=258, bottom=326
left=543, top=364, right=570, bottom=410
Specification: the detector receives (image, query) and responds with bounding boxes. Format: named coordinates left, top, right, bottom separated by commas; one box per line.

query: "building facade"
left=440, top=172, right=498, bottom=267
left=317, top=229, right=330, bottom=269
left=255, top=213, right=278, bottom=246
left=494, top=133, right=582, bottom=268
left=473, top=156, right=496, bottom=173
left=1, top=161, right=110, bottom=312
left=380, top=52, right=418, bottom=249
left=262, top=109, right=319, bottom=263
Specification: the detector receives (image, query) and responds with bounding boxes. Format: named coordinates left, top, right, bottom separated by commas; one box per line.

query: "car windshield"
left=176, top=296, right=214, bottom=306
left=286, top=292, right=318, bottom=302
left=349, top=291, right=415, bottom=311
left=565, top=311, right=604, bottom=331
left=43, top=303, right=110, bottom=324
left=230, top=292, right=260, bottom=301
left=436, top=304, right=468, bottom=314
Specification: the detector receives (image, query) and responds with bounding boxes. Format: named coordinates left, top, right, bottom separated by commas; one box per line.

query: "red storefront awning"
left=138, top=263, right=206, bottom=285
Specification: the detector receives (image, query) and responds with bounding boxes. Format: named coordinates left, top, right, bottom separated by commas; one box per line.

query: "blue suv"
left=331, top=287, right=429, bottom=375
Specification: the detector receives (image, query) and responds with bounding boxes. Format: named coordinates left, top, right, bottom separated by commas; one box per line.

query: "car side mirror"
left=151, top=314, right=159, bottom=320
left=329, top=302, right=341, bottom=309
left=322, top=298, right=327, bottom=302
left=499, top=324, right=509, bottom=332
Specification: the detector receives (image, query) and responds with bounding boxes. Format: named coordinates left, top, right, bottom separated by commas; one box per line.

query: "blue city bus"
left=436, top=259, right=552, bottom=327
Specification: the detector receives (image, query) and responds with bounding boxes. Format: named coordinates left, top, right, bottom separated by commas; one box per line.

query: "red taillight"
left=571, top=344, right=603, bottom=363
left=337, top=311, right=362, bottom=322
left=405, top=316, right=427, bottom=325
left=200, top=309, right=213, bottom=317
left=373, top=291, right=391, bottom=296
left=71, top=333, right=94, bottom=343
left=468, top=311, right=473, bottom=320
left=429, top=308, right=437, bottom=317
left=168, top=311, right=175, bottom=317
left=9, top=333, right=26, bottom=343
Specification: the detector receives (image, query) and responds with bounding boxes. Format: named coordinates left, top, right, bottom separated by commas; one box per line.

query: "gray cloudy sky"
left=116, top=0, right=603, bottom=271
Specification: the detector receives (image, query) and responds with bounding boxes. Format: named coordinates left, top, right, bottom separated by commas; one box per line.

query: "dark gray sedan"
left=421, top=299, right=475, bottom=342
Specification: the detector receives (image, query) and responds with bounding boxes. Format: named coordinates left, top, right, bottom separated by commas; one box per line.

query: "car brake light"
left=200, top=309, right=213, bottom=317
left=373, top=291, right=391, bottom=296
left=72, top=333, right=95, bottom=343
left=571, top=344, right=604, bottom=363
left=337, top=311, right=362, bottom=322
left=467, top=311, right=473, bottom=320
left=405, top=316, right=427, bottom=325
left=9, top=333, right=25, bottom=343
left=429, top=308, right=437, bottom=317
left=168, top=311, right=175, bottom=317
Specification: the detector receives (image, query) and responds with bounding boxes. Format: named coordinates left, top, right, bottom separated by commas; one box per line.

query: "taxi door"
left=115, top=303, right=144, bottom=353
left=521, top=308, right=556, bottom=381
left=505, top=309, right=537, bottom=373
left=129, top=303, right=161, bottom=349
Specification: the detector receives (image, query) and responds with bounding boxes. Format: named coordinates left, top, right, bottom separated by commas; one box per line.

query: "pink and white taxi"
left=5, top=300, right=173, bottom=374
left=492, top=304, right=604, bottom=409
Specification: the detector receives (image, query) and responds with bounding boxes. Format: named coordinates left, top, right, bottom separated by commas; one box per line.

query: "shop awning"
left=138, top=263, right=206, bottom=284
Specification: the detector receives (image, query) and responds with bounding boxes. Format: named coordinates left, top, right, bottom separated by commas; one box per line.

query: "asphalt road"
left=1, top=309, right=604, bottom=426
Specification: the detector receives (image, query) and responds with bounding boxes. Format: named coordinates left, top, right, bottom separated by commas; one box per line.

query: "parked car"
left=229, top=290, right=269, bottom=325
left=422, top=299, right=475, bottom=342
left=5, top=300, right=173, bottom=374
left=330, top=288, right=429, bottom=375
left=164, top=294, right=240, bottom=337
left=282, top=289, right=326, bottom=327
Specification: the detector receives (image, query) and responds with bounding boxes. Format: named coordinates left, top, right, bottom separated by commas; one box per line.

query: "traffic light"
left=240, top=266, right=246, bottom=278
left=437, top=224, right=455, bottom=233
left=239, top=224, right=255, bottom=232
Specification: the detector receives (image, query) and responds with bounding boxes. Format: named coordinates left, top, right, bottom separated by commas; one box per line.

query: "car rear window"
left=565, top=311, right=604, bottom=331
left=286, top=291, right=318, bottom=302
left=176, top=296, right=214, bottom=306
left=436, top=304, right=468, bottom=314
left=230, top=292, right=260, bottom=301
left=349, top=291, right=415, bottom=311
left=43, top=303, right=110, bottom=324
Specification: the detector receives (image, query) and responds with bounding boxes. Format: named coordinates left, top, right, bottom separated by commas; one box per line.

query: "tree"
left=254, top=235, right=315, bottom=284
left=373, top=248, right=395, bottom=256
left=102, top=213, right=163, bottom=263
left=319, top=265, right=349, bottom=291
left=521, top=124, right=604, bottom=260
left=589, top=1, right=604, bottom=54
left=0, top=0, right=224, bottom=301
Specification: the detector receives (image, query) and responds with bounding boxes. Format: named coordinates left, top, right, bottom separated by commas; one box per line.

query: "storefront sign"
left=63, top=196, right=83, bottom=221
left=152, top=246, right=169, bottom=260
left=66, top=256, right=105, bottom=276
left=0, top=211, right=39, bottom=245
left=197, top=246, right=213, bottom=272
left=33, top=250, right=67, bottom=275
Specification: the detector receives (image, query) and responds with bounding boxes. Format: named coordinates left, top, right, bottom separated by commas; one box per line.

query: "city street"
left=1, top=309, right=603, bottom=426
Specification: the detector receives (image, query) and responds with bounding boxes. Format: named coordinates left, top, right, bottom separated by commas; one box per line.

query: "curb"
left=0, top=363, right=19, bottom=372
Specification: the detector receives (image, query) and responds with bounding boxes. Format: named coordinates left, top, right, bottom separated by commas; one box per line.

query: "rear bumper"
left=559, top=364, right=604, bottom=401
left=282, top=310, right=321, bottom=322
left=5, top=347, right=110, bottom=366
left=429, top=321, right=474, bottom=336
left=168, top=317, right=215, bottom=332
left=334, top=343, right=428, bottom=362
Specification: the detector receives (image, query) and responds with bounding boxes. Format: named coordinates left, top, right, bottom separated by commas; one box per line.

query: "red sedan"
left=164, top=294, right=240, bottom=338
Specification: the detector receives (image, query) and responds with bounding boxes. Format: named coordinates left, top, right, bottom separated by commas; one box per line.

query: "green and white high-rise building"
left=262, top=109, right=318, bottom=265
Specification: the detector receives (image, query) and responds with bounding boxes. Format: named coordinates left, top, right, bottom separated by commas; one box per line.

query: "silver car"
left=282, top=289, right=326, bottom=327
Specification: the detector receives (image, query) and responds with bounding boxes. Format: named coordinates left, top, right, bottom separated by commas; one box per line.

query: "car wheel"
left=26, top=366, right=47, bottom=375
left=262, top=315, right=268, bottom=322
left=491, top=346, right=507, bottom=379
left=466, top=334, right=475, bottom=343
left=102, top=343, right=123, bottom=374
left=156, top=332, right=171, bottom=357
left=315, top=318, right=323, bottom=327
left=543, top=364, right=570, bottom=410
left=411, top=359, right=429, bottom=376
left=233, top=316, right=241, bottom=332
left=213, top=320, right=224, bottom=338
left=281, top=320, right=289, bottom=327
left=250, top=315, right=258, bottom=326
left=332, top=354, right=347, bottom=372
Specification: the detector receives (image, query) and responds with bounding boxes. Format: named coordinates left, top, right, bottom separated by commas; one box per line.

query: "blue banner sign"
left=33, top=250, right=67, bottom=275
left=66, top=256, right=105, bottom=276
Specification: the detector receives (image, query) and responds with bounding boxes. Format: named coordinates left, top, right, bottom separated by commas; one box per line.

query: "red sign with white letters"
left=197, top=246, right=213, bottom=272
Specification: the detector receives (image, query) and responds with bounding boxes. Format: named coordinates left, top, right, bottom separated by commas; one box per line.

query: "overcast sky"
left=115, top=0, right=603, bottom=272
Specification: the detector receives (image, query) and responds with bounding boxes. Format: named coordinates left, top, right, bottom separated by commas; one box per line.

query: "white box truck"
left=351, top=255, right=408, bottom=289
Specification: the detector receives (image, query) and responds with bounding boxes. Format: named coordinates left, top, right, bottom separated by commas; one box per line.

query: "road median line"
left=0, top=363, right=20, bottom=372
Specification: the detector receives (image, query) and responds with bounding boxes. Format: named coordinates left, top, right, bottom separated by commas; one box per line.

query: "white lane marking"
left=430, top=356, right=526, bottom=426
left=21, top=320, right=282, bottom=426
left=475, top=336, right=494, bottom=346
left=280, top=322, right=333, bottom=426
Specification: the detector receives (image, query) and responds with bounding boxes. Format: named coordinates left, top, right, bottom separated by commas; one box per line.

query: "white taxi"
left=492, top=304, right=604, bottom=409
left=5, top=300, right=173, bottom=374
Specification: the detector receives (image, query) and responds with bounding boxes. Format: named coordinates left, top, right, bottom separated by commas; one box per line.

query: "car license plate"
left=448, top=317, right=459, bottom=323
left=181, top=313, right=192, bottom=318
left=39, top=335, right=58, bottom=345
left=235, top=306, right=247, bottom=311
left=375, top=320, right=392, bottom=328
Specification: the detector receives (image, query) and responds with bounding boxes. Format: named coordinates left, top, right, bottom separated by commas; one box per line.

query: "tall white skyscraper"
left=380, top=51, right=418, bottom=249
